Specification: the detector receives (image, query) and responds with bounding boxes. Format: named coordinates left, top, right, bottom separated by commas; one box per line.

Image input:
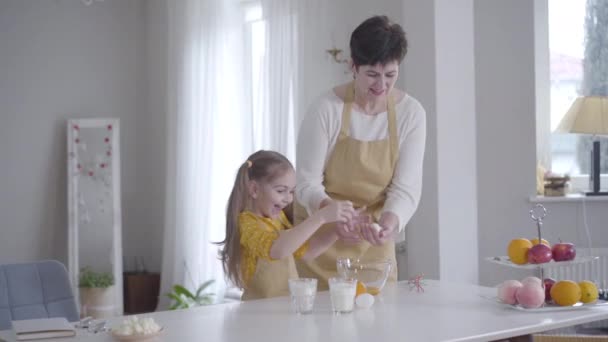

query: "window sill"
left=530, top=193, right=608, bottom=203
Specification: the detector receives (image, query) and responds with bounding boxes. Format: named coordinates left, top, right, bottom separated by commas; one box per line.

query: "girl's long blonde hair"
left=217, top=150, right=293, bottom=288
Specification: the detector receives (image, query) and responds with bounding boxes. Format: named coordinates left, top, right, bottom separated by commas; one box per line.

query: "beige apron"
left=295, top=82, right=399, bottom=290
left=241, top=215, right=299, bottom=301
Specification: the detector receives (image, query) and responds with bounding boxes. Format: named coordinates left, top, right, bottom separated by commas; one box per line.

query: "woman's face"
left=353, top=60, right=399, bottom=100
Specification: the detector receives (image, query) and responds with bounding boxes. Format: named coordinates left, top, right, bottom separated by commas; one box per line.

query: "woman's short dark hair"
left=350, top=15, right=408, bottom=67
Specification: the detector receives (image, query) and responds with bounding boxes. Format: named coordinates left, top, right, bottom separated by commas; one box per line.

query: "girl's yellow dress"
left=239, top=210, right=308, bottom=300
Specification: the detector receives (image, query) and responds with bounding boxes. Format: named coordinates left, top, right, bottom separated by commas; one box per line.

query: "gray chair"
left=0, top=260, right=79, bottom=330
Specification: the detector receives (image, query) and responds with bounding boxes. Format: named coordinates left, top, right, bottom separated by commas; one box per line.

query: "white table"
left=2, top=280, right=608, bottom=342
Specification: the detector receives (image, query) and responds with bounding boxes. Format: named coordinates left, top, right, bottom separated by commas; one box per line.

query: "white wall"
left=3, top=0, right=607, bottom=287
left=0, top=0, right=165, bottom=273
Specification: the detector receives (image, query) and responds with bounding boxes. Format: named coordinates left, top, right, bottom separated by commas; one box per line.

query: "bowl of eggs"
left=336, top=257, right=392, bottom=295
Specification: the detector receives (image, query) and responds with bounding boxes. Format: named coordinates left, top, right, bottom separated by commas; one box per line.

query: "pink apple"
left=543, top=278, right=556, bottom=302
left=528, top=244, right=553, bottom=264
left=521, top=276, right=542, bottom=287
left=552, top=242, right=576, bottom=261
left=497, top=280, right=523, bottom=305
left=515, top=283, right=545, bottom=308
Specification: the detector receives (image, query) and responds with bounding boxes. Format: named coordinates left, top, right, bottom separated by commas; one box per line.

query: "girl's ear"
left=248, top=180, right=259, bottom=199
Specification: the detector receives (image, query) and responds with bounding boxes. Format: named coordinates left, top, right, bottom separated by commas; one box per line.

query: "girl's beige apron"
left=241, top=215, right=298, bottom=300
left=295, top=82, right=399, bottom=290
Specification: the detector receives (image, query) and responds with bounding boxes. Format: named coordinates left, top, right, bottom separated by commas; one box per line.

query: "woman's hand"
left=360, top=212, right=399, bottom=245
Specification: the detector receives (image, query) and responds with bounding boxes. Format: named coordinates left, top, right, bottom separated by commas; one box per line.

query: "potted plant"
left=166, top=280, right=215, bottom=310
left=79, top=267, right=115, bottom=318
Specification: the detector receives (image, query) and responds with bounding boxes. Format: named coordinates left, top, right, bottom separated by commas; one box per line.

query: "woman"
left=294, top=15, right=426, bottom=289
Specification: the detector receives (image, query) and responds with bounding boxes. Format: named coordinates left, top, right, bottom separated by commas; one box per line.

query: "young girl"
left=218, top=150, right=355, bottom=300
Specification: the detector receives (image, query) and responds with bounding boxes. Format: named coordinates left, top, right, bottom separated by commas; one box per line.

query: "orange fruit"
left=367, top=286, right=380, bottom=296
left=550, top=280, right=581, bottom=306
left=507, top=238, right=533, bottom=265
left=356, top=281, right=367, bottom=297
left=578, top=280, right=599, bottom=304
left=530, top=238, right=550, bottom=247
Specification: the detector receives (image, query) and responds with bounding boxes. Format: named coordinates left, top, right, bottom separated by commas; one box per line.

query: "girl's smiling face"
left=249, top=168, right=295, bottom=218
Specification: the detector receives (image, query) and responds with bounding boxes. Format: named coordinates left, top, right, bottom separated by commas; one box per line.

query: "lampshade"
left=555, top=96, right=608, bottom=135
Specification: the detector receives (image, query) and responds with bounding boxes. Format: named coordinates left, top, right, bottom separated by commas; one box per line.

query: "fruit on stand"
left=543, top=278, right=556, bottom=301
left=521, top=276, right=542, bottom=287
left=497, top=280, right=523, bottom=305
left=578, top=280, right=599, bottom=304
left=550, top=280, right=581, bottom=306
left=530, top=238, right=550, bottom=247
left=527, top=244, right=553, bottom=264
left=515, top=282, right=545, bottom=309
left=552, top=242, right=576, bottom=261
left=507, top=238, right=533, bottom=265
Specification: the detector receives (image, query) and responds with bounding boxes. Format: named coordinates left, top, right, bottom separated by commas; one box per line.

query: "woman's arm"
left=382, top=98, right=427, bottom=232
left=360, top=98, right=427, bottom=245
left=295, top=97, right=334, bottom=215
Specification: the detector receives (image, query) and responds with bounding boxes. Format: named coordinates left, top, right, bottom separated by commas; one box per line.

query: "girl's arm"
left=300, top=227, right=339, bottom=261
left=269, top=201, right=353, bottom=259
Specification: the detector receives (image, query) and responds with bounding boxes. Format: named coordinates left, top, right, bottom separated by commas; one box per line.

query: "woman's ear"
left=350, top=62, right=357, bottom=78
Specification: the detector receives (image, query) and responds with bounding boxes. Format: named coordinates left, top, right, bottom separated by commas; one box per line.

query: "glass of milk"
left=328, top=277, right=357, bottom=314
left=288, top=278, right=317, bottom=314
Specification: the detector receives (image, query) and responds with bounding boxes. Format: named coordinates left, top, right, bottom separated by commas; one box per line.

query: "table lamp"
left=555, top=96, right=608, bottom=195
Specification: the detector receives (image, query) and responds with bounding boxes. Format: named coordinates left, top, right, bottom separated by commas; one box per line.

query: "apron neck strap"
left=339, top=82, right=356, bottom=138
left=340, top=82, right=399, bottom=161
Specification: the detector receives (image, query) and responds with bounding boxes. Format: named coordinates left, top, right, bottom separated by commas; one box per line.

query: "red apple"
left=528, top=244, right=553, bottom=264
left=552, top=242, right=576, bottom=261
left=543, top=278, right=556, bottom=301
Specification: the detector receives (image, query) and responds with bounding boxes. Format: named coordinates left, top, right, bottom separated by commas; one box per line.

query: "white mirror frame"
left=67, top=118, right=123, bottom=316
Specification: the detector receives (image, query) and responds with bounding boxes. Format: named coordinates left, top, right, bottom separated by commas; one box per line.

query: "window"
left=546, top=0, right=608, bottom=191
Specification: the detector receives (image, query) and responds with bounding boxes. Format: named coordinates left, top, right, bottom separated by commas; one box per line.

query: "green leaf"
left=195, top=280, right=215, bottom=297
left=173, top=285, right=195, bottom=299
left=166, top=280, right=216, bottom=310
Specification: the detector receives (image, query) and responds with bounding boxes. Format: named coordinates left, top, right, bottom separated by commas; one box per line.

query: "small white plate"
left=482, top=295, right=608, bottom=312
left=111, top=328, right=164, bottom=341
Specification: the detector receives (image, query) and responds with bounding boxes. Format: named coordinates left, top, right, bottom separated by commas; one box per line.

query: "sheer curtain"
left=159, top=0, right=247, bottom=309
left=160, top=0, right=305, bottom=308
left=255, top=0, right=300, bottom=161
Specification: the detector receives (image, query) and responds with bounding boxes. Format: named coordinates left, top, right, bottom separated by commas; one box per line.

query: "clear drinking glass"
left=328, top=277, right=357, bottom=314
left=288, top=278, right=317, bottom=314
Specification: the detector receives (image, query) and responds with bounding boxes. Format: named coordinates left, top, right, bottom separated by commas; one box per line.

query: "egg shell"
left=497, top=280, right=523, bottom=305
left=371, top=223, right=382, bottom=233
left=515, top=283, right=545, bottom=308
left=355, top=293, right=374, bottom=309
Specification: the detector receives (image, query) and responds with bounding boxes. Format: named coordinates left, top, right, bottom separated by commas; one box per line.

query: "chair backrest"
left=0, top=260, right=79, bottom=330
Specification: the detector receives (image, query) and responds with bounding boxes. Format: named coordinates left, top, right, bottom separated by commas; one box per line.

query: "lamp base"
left=585, top=191, right=608, bottom=196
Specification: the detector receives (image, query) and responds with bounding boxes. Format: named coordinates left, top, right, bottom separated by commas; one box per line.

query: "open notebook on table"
left=11, top=317, right=75, bottom=341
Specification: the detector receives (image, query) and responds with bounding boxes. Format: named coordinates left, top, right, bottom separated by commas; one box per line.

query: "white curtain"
left=160, top=0, right=306, bottom=308
left=159, top=0, right=247, bottom=309
left=256, top=0, right=300, bottom=161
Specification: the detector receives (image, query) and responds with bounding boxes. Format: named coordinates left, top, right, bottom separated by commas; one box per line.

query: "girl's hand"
left=336, top=206, right=369, bottom=244
left=319, top=200, right=355, bottom=224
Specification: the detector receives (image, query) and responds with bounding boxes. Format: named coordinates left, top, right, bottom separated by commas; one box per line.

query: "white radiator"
left=544, top=248, right=608, bottom=290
